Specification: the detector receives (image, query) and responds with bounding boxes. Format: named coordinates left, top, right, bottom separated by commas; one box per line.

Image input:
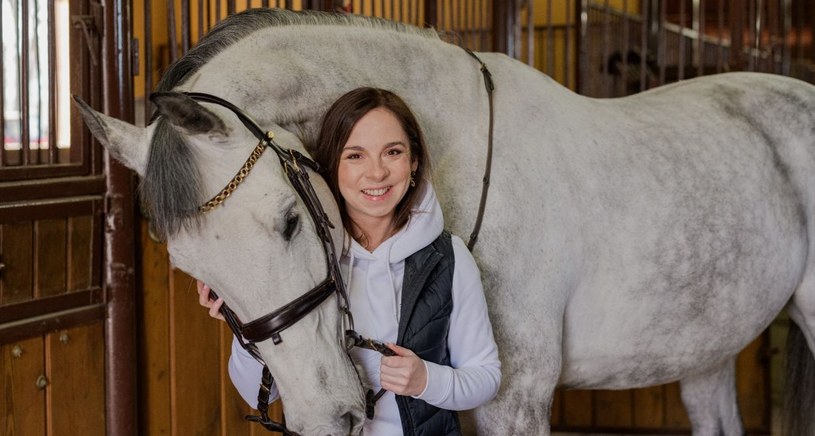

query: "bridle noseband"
left=174, top=48, right=494, bottom=435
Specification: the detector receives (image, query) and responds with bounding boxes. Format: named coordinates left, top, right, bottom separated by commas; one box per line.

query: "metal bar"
left=49, top=0, right=57, bottom=164
left=144, top=0, right=153, bottom=123
left=577, top=0, right=587, bottom=93
left=678, top=0, right=686, bottom=80
left=696, top=0, right=704, bottom=78
left=781, top=0, right=791, bottom=76
left=621, top=0, right=629, bottom=95
left=198, top=0, right=204, bottom=48
left=1, top=1, right=7, bottom=166
left=796, top=0, right=803, bottom=64
left=659, top=0, right=666, bottom=84
left=167, top=1, right=179, bottom=62
left=526, top=0, right=534, bottom=66
left=546, top=0, right=554, bottom=76
left=717, top=0, right=725, bottom=72
left=748, top=0, right=756, bottom=71
left=640, top=0, right=649, bottom=91
left=228, top=0, right=236, bottom=16
left=32, top=0, right=43, bottom=165
left=182, top=0, right=190, bottom=54
left=602, top=0, right=610, bottom=96
left=22, top=0, right=30, bottom=166
left=102, top=0, right=137, bottom=432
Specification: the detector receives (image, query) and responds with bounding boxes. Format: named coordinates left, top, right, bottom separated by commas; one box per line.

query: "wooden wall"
left=1, top=209, right=106, bottom=435
left=138, top=220, right=284, bottom=435
left=551, top=335, right=771, bottom=433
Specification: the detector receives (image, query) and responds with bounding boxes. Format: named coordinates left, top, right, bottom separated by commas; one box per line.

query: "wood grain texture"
left=1, top=338, right=46, bottom=436
left=47, top=323, right=106, bottom=435
left=67, top=216, right=92, bottom=291
left=139, top=220, right=171, bottom=435
left=1, top=222, right=34, bottom=305
left=170, top=267, right=221, bottom=436
left=35, top=219, right=67, bottom=298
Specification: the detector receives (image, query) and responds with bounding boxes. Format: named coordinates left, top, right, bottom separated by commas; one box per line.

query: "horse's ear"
left=149, top=92, right=227, bottom=137
left=72, top=95, right=149, bottom=176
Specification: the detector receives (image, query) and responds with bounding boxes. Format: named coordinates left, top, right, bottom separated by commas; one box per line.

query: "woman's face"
left=337, top=107, right=418, bottom=231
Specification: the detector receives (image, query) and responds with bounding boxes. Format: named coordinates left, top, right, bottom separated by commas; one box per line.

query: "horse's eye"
left=283, top=213, right=300, bottom=241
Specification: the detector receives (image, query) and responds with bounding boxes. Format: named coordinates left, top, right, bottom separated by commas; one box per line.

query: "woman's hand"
left=380, top=343, right=427, bottom=396
left=196, top=280, right=225, bottom=321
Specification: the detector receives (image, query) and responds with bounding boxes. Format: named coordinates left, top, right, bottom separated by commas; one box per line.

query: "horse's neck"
left=202, top=25, right=484, bottom=125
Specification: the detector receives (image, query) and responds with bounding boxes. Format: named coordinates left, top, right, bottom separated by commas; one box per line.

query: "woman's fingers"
left=196, top=280, right=225, bottom=321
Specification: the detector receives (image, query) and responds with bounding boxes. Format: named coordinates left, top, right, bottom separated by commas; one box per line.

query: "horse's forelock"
left=140, top=118, right=204, bottom=239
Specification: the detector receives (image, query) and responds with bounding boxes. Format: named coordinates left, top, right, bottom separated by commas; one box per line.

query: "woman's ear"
left=411, top=157, right=419, bottom=172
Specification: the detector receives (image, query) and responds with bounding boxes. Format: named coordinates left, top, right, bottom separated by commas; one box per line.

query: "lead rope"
left=463, top=48, right=495, bottom=251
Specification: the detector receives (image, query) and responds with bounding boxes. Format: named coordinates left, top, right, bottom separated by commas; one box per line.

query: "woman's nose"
left=367, top=158, right=388, bottom=179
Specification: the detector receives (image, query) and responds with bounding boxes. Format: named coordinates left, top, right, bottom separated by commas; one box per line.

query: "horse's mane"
left=143, top=9, right=441, bottom=239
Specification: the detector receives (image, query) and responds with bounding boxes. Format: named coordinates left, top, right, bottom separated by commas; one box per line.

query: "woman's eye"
left=386, top=149, right=404, bottom=156
left=344, top=153, right=361, bottom=160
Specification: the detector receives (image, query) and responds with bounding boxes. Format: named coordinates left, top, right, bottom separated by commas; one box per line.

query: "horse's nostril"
left=341, top=410, right=363, bottom=436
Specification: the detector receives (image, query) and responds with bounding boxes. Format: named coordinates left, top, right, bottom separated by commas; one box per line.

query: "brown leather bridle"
left=181, top=91, right=393, bottom=435
left=176, top=49, right=494, bottom=435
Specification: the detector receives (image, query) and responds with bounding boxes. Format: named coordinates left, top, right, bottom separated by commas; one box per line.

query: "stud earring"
left=410, top=171, right=416, bottom=187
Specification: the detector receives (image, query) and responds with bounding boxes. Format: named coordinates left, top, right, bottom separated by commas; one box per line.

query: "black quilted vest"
left=394, top=231, right=461, bottom=436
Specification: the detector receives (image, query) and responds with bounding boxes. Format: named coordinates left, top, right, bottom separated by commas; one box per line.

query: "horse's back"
left=482, top=72, right=815, bottom=389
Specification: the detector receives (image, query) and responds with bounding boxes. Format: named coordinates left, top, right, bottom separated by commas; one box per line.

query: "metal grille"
left=579, top=0, right=815, bottom=97
left=1, top=0, right=101, bottom=180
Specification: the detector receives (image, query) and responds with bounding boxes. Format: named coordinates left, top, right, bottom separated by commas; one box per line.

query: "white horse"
left=75, top=9, right=815, bottom=436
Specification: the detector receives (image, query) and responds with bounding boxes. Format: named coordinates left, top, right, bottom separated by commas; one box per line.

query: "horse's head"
left=74, top=92, right=366, bottom=435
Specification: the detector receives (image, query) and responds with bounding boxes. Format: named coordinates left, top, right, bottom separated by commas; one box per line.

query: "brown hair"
left=312, top=87, right=431, bottom=246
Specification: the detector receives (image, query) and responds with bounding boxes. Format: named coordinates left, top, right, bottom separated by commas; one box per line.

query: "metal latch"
left=71, top=15, right=99, bottom=66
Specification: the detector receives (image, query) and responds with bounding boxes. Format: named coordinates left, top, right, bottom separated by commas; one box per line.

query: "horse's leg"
left=679, top=358, right=743, bottom=436
left=784, top=277, right=815, bottom=436
left=474, top=319, right=562, bottom=435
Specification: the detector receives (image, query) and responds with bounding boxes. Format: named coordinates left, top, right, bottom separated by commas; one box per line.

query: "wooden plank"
left=663, top=381, right=691, bottom=429
left=1, top=222, right=34, bottom=305
left=594, top=389, right=632, bottom=428
left=67, top=215, right=92, bottom=291
left=170, top=267, right=221, bottom=436
left=35, top=219, right=67, bottom=298
left=632, top=385, right=665, bottom=428
left=550, top=388, right=563, bottom=426
left=560, top=389, right=593, bottom=427
left=139, top=219, right=171, bottom=436
left=0, top=337, right=46, bottom=436
left=221, top=322, right=253, bottom=435
left=47, top=323, right=105, bottom=435
left=737, top=333, right=769, bottom=431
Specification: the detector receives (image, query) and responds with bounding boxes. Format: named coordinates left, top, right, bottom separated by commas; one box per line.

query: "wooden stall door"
left=1, top=0, right=137, bottom=434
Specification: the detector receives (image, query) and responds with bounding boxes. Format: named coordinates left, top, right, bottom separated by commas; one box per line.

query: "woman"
left=198, top=87, right=500, bottom=435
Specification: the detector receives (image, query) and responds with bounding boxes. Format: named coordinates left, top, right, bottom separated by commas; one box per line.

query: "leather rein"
left=178, top=48, right=494, bottom=434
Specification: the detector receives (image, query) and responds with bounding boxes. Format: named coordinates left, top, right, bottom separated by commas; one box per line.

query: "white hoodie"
left=228, top=184, right=501, bottom=434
